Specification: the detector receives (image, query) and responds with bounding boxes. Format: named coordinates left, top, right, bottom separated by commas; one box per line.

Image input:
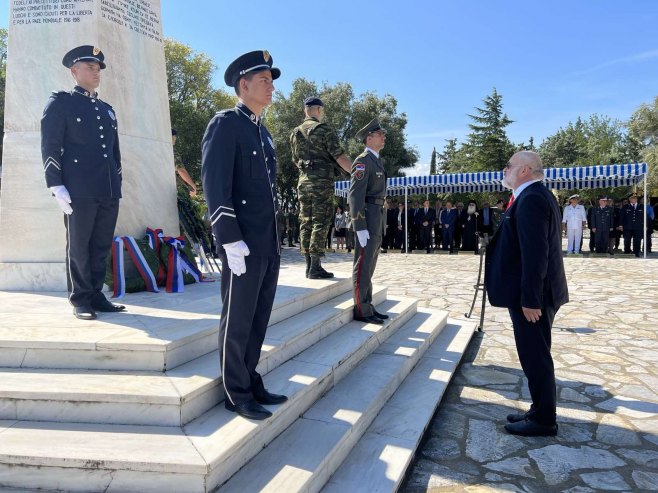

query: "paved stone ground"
left=280, top=244, right=658, bottom=492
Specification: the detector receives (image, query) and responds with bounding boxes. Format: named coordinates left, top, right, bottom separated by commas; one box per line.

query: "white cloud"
left=405, top=162, right=431, bottom=176
left=571, top=49, right=658, bottom=77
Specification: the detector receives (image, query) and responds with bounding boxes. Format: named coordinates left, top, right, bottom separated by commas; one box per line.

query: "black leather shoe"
left=225, top=399, right=272, bottom=420
left=73, top=305, right=97, bottom=320
left=91, top=299, right=126, bottom=312
left=507, top=412, right=529, bottom=423
left=504, top=419, right=557, bottom=437
left=373, top=310, right=389, bottom=320
left=254, top=389, right=288, bottom=405
left=354, top=315, right=384, bottom=325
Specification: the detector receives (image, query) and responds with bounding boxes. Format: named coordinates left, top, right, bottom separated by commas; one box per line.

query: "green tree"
left=465, top=88, right=515, bottom=171
left=539, top=118, right=588, bottom=168
left=628, top=95, right=658, bottom=194
left=539, top=114, right=640, bottom=203
left=164, top=38, right=235, bottom=186
left=0, top=28, right=7, bottom=173
left=437, top=138, right=458, bottom=174
left=429, top=147, right=437, bottom=174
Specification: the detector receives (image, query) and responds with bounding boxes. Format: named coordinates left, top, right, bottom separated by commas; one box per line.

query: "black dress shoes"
left=373, top=310, right=389, bottom=320
left=504, top=418, right=558, bottom=437
left=254, top=389, right=288, bottom=405
left=91, top=299, right=126, bottom=312
left=225, top=399, right=272, bottom=420
left=354, top=315, right=384, bottom=325
left=507, top=412, right=528, bottom=423
left=73, top=305, right=97, bottom=320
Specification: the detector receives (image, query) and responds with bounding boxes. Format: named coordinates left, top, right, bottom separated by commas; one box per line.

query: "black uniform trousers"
left=594, top=230, right=610, bottom=253
left=65, top=197, right=119, bottom=307
left=353, top=208, right=383, bottom=318
left=623, top=229, right=643, bottom=255
left=219, top=253, right=280, bottom=405
left=509, top=304, right=557, bottom=426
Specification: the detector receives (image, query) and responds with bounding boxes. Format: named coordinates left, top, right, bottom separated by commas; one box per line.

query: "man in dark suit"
left=453, top=201, right=464, bottom=249
left=485, top=151, right=569, bottom=437
left=438, top=200, right=457, bottom=252
left=202, top=50, right=287, bottom=421
left=395, top=203, right=406, bottom=251
left=478, top=201, right=495, bottom=237
left=416, top=200, right=436, bottom=253
left=383, top=199, right=398, bottom=252
left=433, top=200, right=443, bottom=250
left=407, top=201, right=420, bottom=251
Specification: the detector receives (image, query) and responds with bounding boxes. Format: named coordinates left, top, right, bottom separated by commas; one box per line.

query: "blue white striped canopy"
left=334, top=162, right=648, bottom=198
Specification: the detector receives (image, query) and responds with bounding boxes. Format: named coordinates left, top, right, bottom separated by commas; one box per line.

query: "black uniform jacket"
left=621, top=203, right=645, bottom=231
left=201, top=102, right=279, bottom=256
left=485, top=182, right=568, bottom=310
left=41, top=86, right=122, bottom=198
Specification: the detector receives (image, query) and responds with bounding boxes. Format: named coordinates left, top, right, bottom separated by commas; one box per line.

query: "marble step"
left=0, top=287, right=387, bottom=427
left=186, top=295, right=418, bottom=489
left=219, top=308, right=449, bottom=493
left=0, top=297, right=417, bottom=492
left=322, top=319, right=476, bottom=493
left=0, top=270, right=352, bottom=371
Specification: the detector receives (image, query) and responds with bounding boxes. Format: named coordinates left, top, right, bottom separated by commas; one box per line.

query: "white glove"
left=50, top=185, right=73, bottom=215
left=356, top=229, right=370, bottom=247
left=222, top=240, right=250, bottom=276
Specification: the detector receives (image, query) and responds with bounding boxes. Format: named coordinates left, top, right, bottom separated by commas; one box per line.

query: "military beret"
left=356, top=118, right=387, bottom=142
left=171, top=128, right=178, bottom=136
left=224, top=50, right=281, bottom=88
left=304, top=96, right=323, bottom=107
left=62, top=45, right=106, bottom=70
left=628, top=192, right=638, bottom=199
left=568, top=194, right=579, bottom=200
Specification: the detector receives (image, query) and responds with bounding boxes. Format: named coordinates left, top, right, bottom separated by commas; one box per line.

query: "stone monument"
left=0, top=0, right=179, bottom=290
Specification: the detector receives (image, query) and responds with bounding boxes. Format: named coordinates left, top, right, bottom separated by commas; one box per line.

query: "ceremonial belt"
left=366, top=197, right=385, bottom=206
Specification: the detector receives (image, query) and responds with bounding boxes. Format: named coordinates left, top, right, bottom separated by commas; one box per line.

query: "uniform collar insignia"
left=73, top=85, right=97, bottom=98
left=236, top=102, right=260, bottom=125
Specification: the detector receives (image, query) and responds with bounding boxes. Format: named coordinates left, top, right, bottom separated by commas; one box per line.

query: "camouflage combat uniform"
left=290, top=116, right=345, bottom=257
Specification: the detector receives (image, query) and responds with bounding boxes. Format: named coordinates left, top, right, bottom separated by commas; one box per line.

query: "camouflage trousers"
left=297, top=177, right=334, bottom=256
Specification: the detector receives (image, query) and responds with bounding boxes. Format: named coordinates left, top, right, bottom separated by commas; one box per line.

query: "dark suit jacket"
left=485, top=181, right=568, bottom=310
left=438, top=208, right=457, bottom=230
left=478, top=207, right=496, bottom=236
left=416, top=207, right=436, bottom=226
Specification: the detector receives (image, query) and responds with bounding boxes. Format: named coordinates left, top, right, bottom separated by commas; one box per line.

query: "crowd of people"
left=277, top=193, right=658, bottom=257
left=312, top=198, right=509, bottom=255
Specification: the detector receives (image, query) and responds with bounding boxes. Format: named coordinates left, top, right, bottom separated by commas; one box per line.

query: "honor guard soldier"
left=290, top=97, right=352, bottom=279
left=621, top=193, right=645, bottom=256
left=592, top=196, right=614, bottom=254
left=562, top=194, right=587, bottom=254
left=201, top=50, right=287, bottom=421
left=41, top=45, right=125, bottom=320
left=348, top=119, right=389, bottom=324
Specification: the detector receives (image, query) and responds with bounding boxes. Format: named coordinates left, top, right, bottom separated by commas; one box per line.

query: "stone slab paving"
left=280, top=245, right=658, bottom=492
left=1, top=245, right=655, bottom=491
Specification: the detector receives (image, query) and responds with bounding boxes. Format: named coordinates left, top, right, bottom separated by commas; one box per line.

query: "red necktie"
left=507, top=194, right=516, bottom=209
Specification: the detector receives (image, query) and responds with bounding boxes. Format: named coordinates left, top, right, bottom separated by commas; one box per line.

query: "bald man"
left=485, top=151, right=569, bottom=437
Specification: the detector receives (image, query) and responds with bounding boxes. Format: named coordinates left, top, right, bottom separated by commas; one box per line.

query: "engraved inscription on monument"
left=101, top=0, right=162, bottom=42
left=11, top=0, right=94, bottom=25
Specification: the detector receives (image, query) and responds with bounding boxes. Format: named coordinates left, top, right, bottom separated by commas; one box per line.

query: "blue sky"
left=2, top=1, right=657, bottom=174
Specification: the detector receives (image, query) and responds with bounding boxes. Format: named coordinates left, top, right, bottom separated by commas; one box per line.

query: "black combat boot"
left=305, top=254, right=311, bottom=278
left=308, top=256, right=334, bottom=279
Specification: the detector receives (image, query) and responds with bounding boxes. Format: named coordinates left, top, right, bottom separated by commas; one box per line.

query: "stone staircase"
left=0, top=267, right=475, bottom=492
